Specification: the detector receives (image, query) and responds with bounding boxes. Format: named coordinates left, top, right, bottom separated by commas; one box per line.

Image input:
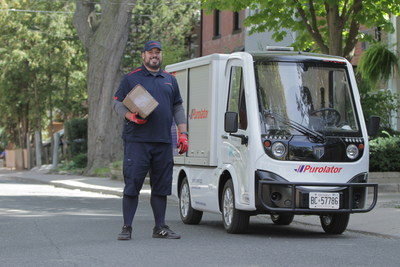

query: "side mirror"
left=367, top=116, right=380, bottom=137
left=225, top=112, right=238, bottom=133
left=224, top=111, right=248, bottom=145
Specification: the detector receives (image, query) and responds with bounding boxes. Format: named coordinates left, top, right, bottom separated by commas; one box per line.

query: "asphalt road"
left=1, top=177, right=399, bottom=267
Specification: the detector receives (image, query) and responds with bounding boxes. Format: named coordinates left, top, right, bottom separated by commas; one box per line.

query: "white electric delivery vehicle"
left=166, top=50, right=380, bottom=235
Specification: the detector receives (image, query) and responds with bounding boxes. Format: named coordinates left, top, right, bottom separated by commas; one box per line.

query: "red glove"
left=130, top=112, right=147, bottom=124
left=177, top=132, right=188, bottom=154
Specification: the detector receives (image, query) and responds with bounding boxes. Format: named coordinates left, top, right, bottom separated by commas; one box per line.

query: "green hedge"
left=369, top=134, right=400, bottom=172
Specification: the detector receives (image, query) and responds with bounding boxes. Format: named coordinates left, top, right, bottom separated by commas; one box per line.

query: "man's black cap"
left=142, top=40, right=162, bottom=52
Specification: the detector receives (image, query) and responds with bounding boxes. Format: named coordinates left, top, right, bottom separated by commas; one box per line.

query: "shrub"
left=71, top=153, right=88, bottom=169
left=59, top=153, right=87, bottom=172
left=360, top=89, right=400, bottom=129
left=369, top=134, right=400, bottom=172
left=65, top=118, right=87, bottom=156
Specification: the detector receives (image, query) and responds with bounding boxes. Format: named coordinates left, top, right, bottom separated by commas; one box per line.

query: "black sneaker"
left=152, top=225, right=181, bottom=239
left=117, top=225, right=132, bottom=240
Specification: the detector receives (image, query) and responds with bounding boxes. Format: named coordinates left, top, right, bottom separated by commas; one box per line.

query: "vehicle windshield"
left=255, top=61, right=361, bottom=137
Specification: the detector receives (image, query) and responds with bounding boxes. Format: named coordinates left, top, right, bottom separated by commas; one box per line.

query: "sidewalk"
left=0, top=166, right=399, bottom=238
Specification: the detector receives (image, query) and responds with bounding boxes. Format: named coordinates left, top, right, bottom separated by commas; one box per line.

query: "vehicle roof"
left=248, top=51, right=348, bottom=64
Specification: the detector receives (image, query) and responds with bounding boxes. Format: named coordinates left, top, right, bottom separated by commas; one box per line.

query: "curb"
left=369, top=172, right=400, bottom=193
left=5, top=175, right=124, bottom=197
left=376, top=183, right=400, bottom=193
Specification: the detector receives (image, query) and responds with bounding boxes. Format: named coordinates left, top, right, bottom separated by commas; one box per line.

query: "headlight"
left=346, top=144, right=359, bottom=160
left=271, top=142, right=286, bottom=158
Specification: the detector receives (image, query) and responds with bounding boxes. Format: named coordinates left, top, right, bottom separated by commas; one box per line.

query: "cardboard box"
left=122, top=84, right=159, bottom=118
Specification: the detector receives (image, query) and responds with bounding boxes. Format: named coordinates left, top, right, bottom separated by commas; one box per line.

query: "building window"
left=213, top=10, right=221, bottom=39
left=233, top=11, right=241, bottom=33
left=361, top=30, right=369, bottom=51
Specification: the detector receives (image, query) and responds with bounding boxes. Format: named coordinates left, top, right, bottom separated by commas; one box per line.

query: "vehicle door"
left=222, top=59, right=252, bottom=207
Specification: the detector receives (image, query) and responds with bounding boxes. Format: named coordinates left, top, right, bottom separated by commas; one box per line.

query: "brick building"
left=199, top=9, right=400, bottom=130
left=200, top=10, right=245, bottom=56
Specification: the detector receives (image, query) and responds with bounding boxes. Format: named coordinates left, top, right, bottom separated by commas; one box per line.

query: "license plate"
left=309, top=192, right=340, bottom=209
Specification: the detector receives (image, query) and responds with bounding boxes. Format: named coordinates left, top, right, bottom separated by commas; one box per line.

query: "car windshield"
left=255, top=61, right=361, bottom=137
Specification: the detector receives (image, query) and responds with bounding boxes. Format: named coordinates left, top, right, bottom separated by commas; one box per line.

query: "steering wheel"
left=310, top=108, right=341, bottom=126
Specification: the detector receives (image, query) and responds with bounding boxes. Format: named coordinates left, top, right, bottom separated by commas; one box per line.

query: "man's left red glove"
left=130, top=112, right=147, bottom=124
left=177, top=132, right=188, bottom=154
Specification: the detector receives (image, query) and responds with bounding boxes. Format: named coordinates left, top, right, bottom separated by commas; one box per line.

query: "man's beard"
left=144, top=57, right=162, bottom=71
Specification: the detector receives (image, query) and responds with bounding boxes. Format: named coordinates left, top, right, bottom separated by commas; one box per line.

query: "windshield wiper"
left=264, top=110, right=326, bottom=143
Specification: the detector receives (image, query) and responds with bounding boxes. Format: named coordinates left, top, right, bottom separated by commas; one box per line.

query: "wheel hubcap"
left=223, top=188, right=233, bottom=226
left=271, top=214, right=279, bottom=222
left=180, top=183, right=189, bottom=217
left=321, top=215, right=332, bottom=225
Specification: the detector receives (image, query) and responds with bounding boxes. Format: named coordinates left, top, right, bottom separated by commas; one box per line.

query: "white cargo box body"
left=167, top=54, right=230, bottom=166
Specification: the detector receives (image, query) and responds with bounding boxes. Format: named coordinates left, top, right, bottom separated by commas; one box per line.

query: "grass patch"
left=93, top=167, right=110, bottom=177
left=110, top=160, right=122, bottom=169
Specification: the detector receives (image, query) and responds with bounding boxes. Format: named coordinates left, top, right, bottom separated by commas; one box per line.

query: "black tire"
left=271, top=214, right=295, bottom=225
left=179, top=177, right=203, bottom=224
left=221, top=180, right=250, bottom=234
left=320, top=213, right=350, bottom=234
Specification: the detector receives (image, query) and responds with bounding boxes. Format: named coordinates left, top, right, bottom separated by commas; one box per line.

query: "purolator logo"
left=295, top=165, right=343, bottom=173
left=189, top=108, right=208, bottom=120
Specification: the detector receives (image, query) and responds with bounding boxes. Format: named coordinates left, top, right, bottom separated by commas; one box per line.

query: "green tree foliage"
left=0, top=0, right=87, bottom=149
left=203, top=0, right=400, bottom=59
left=124, top=0, right=200, bottom=70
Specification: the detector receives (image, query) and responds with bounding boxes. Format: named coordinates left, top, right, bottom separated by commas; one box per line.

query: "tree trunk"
left=343, top=0, right=363, bottom=60
left=325, top=3, right=343, bottom=56
left=73, top=0, right=135, bottom=174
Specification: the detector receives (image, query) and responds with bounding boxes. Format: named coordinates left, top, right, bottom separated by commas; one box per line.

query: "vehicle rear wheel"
left=320, top=213, right=350, bottom=234
left=221, top=180, right=249, bottom=234
left=179, top=177, right=203, bottom=224
left=271, top=214, right=295, bottom=225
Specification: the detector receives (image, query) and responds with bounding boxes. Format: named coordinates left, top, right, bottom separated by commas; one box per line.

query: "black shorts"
left=123, top=142, right=173, bottom=196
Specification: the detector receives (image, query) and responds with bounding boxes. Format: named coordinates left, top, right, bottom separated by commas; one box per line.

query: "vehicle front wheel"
left=179, top=177, right=203, bottom=224
left=320, top=213, right=350, bottom=234
left=271, top=214, right=294, bottom=225
left=221, top=180, right=249, bottom=234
